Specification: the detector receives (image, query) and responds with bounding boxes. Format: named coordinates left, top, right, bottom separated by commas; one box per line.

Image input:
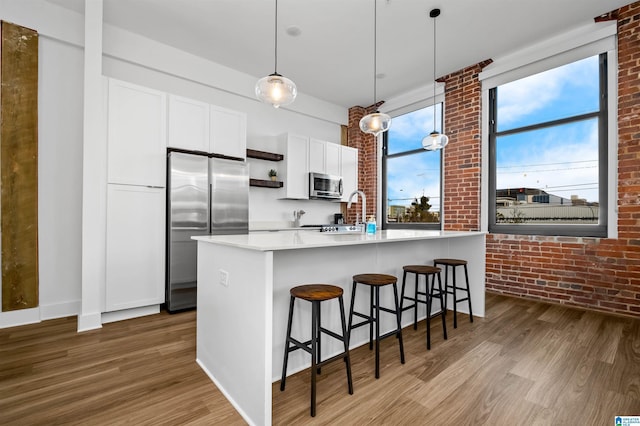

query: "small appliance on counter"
left=166, top=151, right=249, bottom=313
left=334, top=213, right=344, bottom=224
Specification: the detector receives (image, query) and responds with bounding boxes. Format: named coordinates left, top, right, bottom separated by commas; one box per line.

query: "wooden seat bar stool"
left=399, top=265, right=447, bottom=349
left=348, top=273, right=405, bottom=379
left=433, top=258, right=473, bottom=328
left=280, top=284, right=353, bottom=417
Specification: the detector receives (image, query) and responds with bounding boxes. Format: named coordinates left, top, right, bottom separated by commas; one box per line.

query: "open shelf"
left=246, top=149, right=284, bottom=162
left=250, top=178, right=283, bottom=188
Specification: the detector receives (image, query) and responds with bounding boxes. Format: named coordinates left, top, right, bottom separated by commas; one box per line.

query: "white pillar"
left=79, top=0, right=106, bottom=332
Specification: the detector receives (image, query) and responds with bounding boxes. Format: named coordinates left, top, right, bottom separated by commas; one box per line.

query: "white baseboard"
left=78, top=311, right=102, bottom=332
left=0, top=307, right=40, bottom=329
left=40, top=300, right=80, bottom=321
left=101, top=304, right=160, bottom=324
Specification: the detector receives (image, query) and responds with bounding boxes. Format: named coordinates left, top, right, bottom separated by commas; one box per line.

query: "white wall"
left=0, top=0, right=347, bottom=328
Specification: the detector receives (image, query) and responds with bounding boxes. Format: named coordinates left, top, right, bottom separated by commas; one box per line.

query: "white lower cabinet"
left=105, top=184, right=165, bottom=312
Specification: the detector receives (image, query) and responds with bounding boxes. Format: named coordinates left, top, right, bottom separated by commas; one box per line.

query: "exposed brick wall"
left=345, top=104, right=380, bottom=224
left=347, top=1, right=640, bottom=317
left=484, top=2, right=640, bottom=317
left=440, top=61, right=491, bottom=231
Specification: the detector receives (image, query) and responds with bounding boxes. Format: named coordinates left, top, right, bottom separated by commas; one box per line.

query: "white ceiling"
left=47, top=0, right=628, bottom=108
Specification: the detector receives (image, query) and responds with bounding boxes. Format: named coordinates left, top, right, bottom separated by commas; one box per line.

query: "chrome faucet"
left=347, top=190, right=366, bottom=228
left=293, top=209, right=305, bottom=228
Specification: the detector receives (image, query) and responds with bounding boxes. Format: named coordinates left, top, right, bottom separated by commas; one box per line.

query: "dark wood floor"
left=1, top=293, right=639, bottom=425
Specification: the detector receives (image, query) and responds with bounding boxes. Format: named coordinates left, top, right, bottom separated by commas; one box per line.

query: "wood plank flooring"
left=1, top=293, right=639, bottom=425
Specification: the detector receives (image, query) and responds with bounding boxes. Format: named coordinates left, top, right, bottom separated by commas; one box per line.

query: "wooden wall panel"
left=1, top=21, right=39, bottom=311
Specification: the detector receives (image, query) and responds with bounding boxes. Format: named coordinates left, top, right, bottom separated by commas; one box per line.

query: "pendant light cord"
left=433, top=10, right=437, bottom=132
left=373, top=0, right=377, bottom=106
left=274, top=0, right=279, bottom=74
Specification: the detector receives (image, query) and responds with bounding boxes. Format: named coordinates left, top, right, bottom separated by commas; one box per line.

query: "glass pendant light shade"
left=255, top=0, right=297, bottom=108
left=423, top=8, right=447, bottom=150
left=360, top=111, right=391, bottom=136
left=255, top=72, right=297, bottom=108
left=360, top=0, right=391, bottom=136
left=422, top=130, right=449, bottom=151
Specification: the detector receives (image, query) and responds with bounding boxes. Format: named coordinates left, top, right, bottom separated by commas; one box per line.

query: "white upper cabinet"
left=210, top=105, right=247, bottom=159
left=308, top=138, right=326, bottom=174
left=308, top=138, right=342, bottom=177
left=325, top=142, right=341, bottom=177
left=340, top=145, right=359, bottom=202
left=168, top=95, right=210, bottom=153
left=107, top=78, right=167, bottom=187
left=280, top=133, right=309, bottom=199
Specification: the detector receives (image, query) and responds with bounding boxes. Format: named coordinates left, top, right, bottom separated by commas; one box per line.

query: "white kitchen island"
left=193, top=229, right=486, bottom=426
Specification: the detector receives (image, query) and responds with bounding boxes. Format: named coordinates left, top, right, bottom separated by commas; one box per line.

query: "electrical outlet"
left=219, top=269, right=229, bottom=287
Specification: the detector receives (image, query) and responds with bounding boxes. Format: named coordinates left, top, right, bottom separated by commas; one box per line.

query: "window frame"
left=382, top=103, right=444, bottom=230
left=487, top=53, right=609, bottom=238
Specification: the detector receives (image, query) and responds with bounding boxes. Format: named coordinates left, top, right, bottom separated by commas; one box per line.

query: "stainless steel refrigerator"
left=166, top=151, right=249, bottom=312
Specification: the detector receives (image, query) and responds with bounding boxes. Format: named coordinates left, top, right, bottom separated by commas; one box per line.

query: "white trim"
left=101, top=305, right=160, bottom=324
left=40, top=301, right=81, bottom=321
left=480, top=87, right=490, bottom=234
left=607, top=45, right=619, bottom=240
left=0, top=308, right=40, bottom=329
left=77, top=312, right=102, bottom=332
left=480, top=21, right=616, bottom=89
left=380, top=82, right=445, bottom=117
left=480, top=23, right=618, bottom=238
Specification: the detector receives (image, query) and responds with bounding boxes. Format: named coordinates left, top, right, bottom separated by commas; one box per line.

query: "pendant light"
left=360, top=0, right=391, bottom=137
left=255, top=0, right=297, bottom=108
left=422, top=8, right=448, bottom=151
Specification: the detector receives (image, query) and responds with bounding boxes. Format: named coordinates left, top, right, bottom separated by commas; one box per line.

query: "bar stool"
left=348, top=273, right=404, bottom=379
left=433, top=258, right=473, bottom=328
left=280, top=284, right=353, bottom=417
left=399, top=265, right=447, bottom=350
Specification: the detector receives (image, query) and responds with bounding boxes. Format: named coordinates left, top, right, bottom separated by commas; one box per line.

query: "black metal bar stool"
left=433, top=258, right=473, bottom=328
left=280, top=284, right=353, bottom=417
left=347, top=273, right=405, bottom=379
left=399, top=265, right=447, bottom=349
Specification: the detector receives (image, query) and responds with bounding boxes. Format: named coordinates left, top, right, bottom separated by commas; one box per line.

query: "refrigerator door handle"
left=173, top=226, right=210, bottom=231
left=208, top=183, right=213, bottom=234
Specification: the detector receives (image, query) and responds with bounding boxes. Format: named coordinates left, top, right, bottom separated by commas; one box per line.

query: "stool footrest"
left=286, top=338, right=313, bottom=355
left=350, top=318, right=373, bottom=330
left=377, top=306, right=398, bottom=315
left=320, top=327, right=346, bottom=342
left=316, top=352, right=350, bottom=369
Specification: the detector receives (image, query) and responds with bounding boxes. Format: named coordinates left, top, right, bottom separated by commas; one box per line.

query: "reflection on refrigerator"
left=166, top=151, right=249, bottom=312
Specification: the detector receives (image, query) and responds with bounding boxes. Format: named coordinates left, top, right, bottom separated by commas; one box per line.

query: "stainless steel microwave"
left=309, top=172, right=343, bottom=200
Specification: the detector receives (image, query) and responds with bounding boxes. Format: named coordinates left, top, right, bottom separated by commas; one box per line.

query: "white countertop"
left=192, top=229, right=485, bottom=251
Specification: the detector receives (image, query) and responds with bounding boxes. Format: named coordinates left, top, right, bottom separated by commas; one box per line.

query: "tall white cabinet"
left=105, top=78, right=166, bottom=313
left=107, top=79, right=166, bottom=187
left=280, top=134, right=310, bottom=199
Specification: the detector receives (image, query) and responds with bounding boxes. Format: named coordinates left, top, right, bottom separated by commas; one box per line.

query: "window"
left=383, top=104, right=443, bottom=229
left=488, top=53, right=608, bottom=237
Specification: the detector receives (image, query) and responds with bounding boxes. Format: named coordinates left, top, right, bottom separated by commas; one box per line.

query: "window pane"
left=387, top=104, right=442, bottom=155
left=495, top=118, right=599, bottom=224
left=386, top=151, right=440, bottom=223
left=497, top=55, right=599, bottom=132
